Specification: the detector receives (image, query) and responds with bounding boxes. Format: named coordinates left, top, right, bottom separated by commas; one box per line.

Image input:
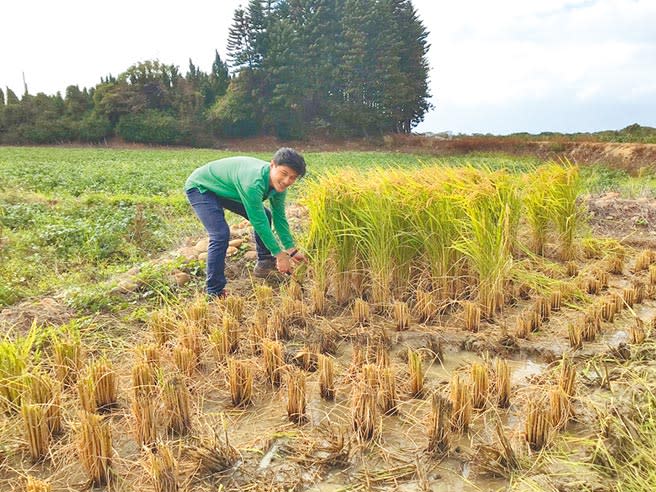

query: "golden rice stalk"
left=535, top=296, right=551, bottom=321
left=634, top=249, right=654, bottom=272
left=135, top=343, right=161, bottom=368
left=623, top=287, right=636, bottom=308
left=449, top=374, right=472, bottom=433
left=21, top=402, right=50, bottom=462
left=649, top=264, right=656, bottom=285
left=26, top=371, right=62, bottom=436
left=352, top=298, right=370, bottom=325
left=89, top=358, right=118, bottom=412
left=414, top=289, right=436, bottom=323
left=173, top=345, right=196, bottom=378
left=581, top=276, right=600, bottom=295
left=185, top=294, right=209, bottom=332
left=266, top=309, right=288, bottom=340
left=311, top=285, right=327, bottom=315
left=550, top=290, right=562, bottom=312
left=607, top=254, right=623, bottom=275
left=529, top=310, right=541, bottom=332
left=361, top=364, right=380, bottom=388
left=78, top=375, right=95, bottom=414
left=379, top=367, right=398, bottom=415
left=177, top=320, right=202, bottom=361
left=566, top=261, right=578, bottom=277
left=132, top=361, right=157, bottom=399
left=147, top=443, right=178, bottom=492
left=254, top=284, right=274, bottom=308
left=393, top=301, right=410, bottom=331
left=630, top=318, right=646, bottom=345
left=514, top=314, right=530, bottom=339
left=296, top=344, right=319, bottom=372
left=77, top=411, right=113, bottom=486
left=163, top=375, right=192, bottom=435
left=525, top=399, right=552, bottom=451
left=568, top=323, right=583, bottom=350
left=463, top=301, right=481, bottom=332
left=426, top=393, right=452, bottom=458
left=319, top=324, right=338, bottom=355
left=471, top=362, right=489, bottom=411
left=351, top=384, right=379, bottom=442
left=633, top=281, right=646, bottom=304
left=601, top=299, right=615, bottom=323
left=25, top=476, right=52, bottom=492
left=559, top=357, right=576, bottom=398
left=408, top=349, right=424, bottom=398
left=52, top=332, right=82, bottom=387
left=318, top=354, right=335, bottom=401
left=222, top=314, right=240, bottom=354
left=287, top=368, right=306, bottom=424
left=262, top=339, right=284, bottom=387
left=376, top=344, right=390, bottom=368
left=248, top=309, right=267, bottom=355
left=612, top=292, right=624, bottom=313
left=149, top=308, right=176, bottom=346
left=227, top=358, right=253, bottom=407
left=286, top=281, right=303, bottom=301
left=549, top=387, right=570, bottom=430
left=224, top=294, right=245, bottom=321
left=494, top=359, right=511, bottom=408
left=131, top=396, right=157, bottom=448
left=188, top=421, right=239, bottom=473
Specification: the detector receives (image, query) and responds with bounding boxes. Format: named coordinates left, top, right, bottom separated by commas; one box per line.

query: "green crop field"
left=1, top=146, right=654, bottom=309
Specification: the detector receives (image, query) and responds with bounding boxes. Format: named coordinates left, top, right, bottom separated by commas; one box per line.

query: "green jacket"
left=185, top=156, right=294, bottom=256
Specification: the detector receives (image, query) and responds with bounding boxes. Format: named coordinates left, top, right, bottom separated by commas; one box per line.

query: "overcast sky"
left=1, top=0, right=654, bottom=135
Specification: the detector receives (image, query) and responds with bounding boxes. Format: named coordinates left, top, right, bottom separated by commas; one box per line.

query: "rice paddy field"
left=1, top=146, right=656, bottom=491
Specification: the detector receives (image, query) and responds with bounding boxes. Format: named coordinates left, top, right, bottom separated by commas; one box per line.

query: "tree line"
left=0, top=0, right=430, bottom=146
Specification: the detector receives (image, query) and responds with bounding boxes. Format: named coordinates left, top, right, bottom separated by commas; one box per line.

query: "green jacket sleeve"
left=232, top=180, right=284, bottom=256
left=270, top=191, right=295, bottom=250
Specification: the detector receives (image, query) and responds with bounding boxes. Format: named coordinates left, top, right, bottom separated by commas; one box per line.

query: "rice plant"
left=173, top=345, right=196, bottom=378
left=131, top=395, right=157, bottom=447
left=149, top=307, right=176, bottom=346
left=21, top=402, right=50, bottom=462
left=568, top=323, right=583, bottom=350
left=449, top=374, right=472, bottom=433
left=471, top=362, right=489, bottom=411
left=25, top=477, right=52, bottom=492
left=426, top=393, right=452, bottom=458
left=77, top=411, right=113, bottom=486
left=132, top=361, right=157, bottom=399
left=318, top=354, right=335, bottom=401
left=494, top=359, right=511, bottom=408
left=407, top=349, right=424, bottom=398
left=379, top=367, right=398, bottom=415
left=352, top=298, right=370, bottom=325
left=163, top=375, right=192, bottom=435
left=525, top=399, right=552, bottom=451
left=351, top=383, right=379, bottom=442
left=1, top=325, right=39, bottom=411
left=392, top=301, right=410, bottom=331
left=262, top=339, right=284, bottom=387
left=188, top=421, right=239, bottom=473
left=227, top=358, right=253, bottom=407
left=463, top=301, right=481, bottom=332
left=287, top=368, right=306, bottom=424
left=25, top=370, right=62, bottom=436
left=147, top=443, right=178, bottom=492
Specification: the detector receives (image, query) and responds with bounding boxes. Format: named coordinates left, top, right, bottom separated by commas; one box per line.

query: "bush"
left=116, top=110, right=182, bottom=144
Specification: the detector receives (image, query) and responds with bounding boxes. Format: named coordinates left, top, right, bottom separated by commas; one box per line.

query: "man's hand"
left=287, top=248, right=307, bottom=263
left=276, top=251, right=292, bottom=274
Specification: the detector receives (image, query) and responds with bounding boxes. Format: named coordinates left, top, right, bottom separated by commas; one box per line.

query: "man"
left=185, top=147, right=307, bottom=298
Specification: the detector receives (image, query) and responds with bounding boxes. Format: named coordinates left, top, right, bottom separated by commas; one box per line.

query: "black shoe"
left=253, top=259, right=278, bottom=278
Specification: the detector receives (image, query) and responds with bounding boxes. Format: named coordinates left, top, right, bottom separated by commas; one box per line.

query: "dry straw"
left=78, top=358, right=118, bottom=413
left=51, top=324, right=82, bottom=387
left=262, top=339, right=284, bottom=387
left=623, top=287, right=636, bottom=308
left=566, top=261, right=578, bottom=277
left=449, top=374, right=472, bottom=433
left=525, top=399, right=552, bottom=451
left=608, top=254, right=623, bottom=274
left=494, top=359, right=511, bottom=408
left=185, top=294, right=209, bottom=331
left=630, top=319, right=646, bottom=345
left=407, top=349, right=424, bottom=398
left=188, top=422, right=239, bottom=473
left=392, top=301, right=410, bottom=331
left=568, top=323, right=583, bottom=350
left=132, top=361, right=157, bottom=399
left=287, top=368, right=307, bottom=424
left=352, top=298, right=370, bottom=325
left=26, top=370, right=62, bottom=435
left=550, top=290, right=562, bottom=311
left=414, top=289, right=436, bottom=323
left=379, top=367, right=398, bottom=415
left=147, top=443, right=178, bottom=492
left=426, top=393, right=452, bottom=458
left=248, top=309, right=267, bottom=355
left=224, top=294, right=245, bottom=321
left=352, top=383, right=379, bottom=442
left=318, top=354, right=335, bottom=401
left=311, top=284, right=327, bottom=315
left=254, top=284, right=274, bottom=307
left=634, top=249, right=654, bottom=272
left=173, top=345, right=196, bottom=378
left=177, top=320, right=203, bottom=363
left=163, top=375, right=192, bottom=435
left=131, top=395, right=157, bottom=448
left=649, top=264, right=656, bottom=285
left=135, top=343, right=161, bottom=368
left=227, top=358, right=253, bottom=407
left=149, top=307, right=176, bottom=346
left=267, top=309, right=288, bottom=340
left=515, top=314, right=530, bottom=339
left=633, top=281, right=646, bottom=304
left=471, top=362, right=489, bottom=411
left=463, top=301, right=481, bottom=332
left=21, top=402, right=50, bottom=462
left=25, top=477, right=52, bottom=492
left=77, top=411, right=113, bottom=486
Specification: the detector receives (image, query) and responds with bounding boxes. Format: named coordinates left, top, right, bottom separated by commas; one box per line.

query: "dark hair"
left=272, top=147, right=306, bottom=177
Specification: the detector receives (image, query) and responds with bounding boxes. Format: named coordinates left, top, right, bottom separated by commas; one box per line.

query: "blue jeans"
left=186, top=188, right=274, bottom=295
